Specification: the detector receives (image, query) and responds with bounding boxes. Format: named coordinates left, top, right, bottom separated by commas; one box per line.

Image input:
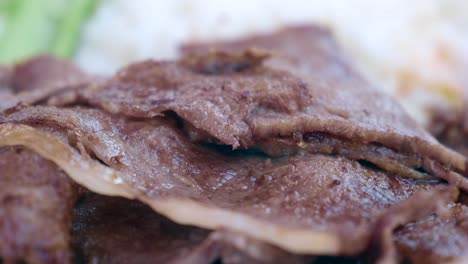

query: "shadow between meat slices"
left=0, top=106, right=454, bottom=255
left=0, top=146, right=78, bottom=264
left=73, top=192, right=312, bottom=264
left=47, top=26, right=468, bottom=190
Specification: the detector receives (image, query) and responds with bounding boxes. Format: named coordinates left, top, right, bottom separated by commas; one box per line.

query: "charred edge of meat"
left=181, top=49, right=271, bottom=75
left=256, top=132, right=461, bottom=184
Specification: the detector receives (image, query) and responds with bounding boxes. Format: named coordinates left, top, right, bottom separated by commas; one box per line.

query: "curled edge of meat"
left=73, top=47, right=468, bottom=192
left=1, top=123, right=465, bottom=261
left=370, top=186, right=460, bottom=264
left=177, top=26, right=468, bottom=191
left=0, top=123, right=347, bottom=255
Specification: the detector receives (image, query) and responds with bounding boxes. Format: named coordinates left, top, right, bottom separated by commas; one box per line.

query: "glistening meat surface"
left=48, top=26, right=468, bottom=189
left=181, top=26, right=468, bottom=188
left=0, top=25, right=466, bottom=263
left=0, top=106, right=446, bottom=255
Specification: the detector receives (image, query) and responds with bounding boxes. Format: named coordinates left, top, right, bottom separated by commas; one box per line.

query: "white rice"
left=76, top=0, right=468, bottom=125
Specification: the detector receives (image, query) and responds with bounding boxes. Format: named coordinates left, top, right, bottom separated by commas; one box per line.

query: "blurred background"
left=1, top=0, right=467, bottom=126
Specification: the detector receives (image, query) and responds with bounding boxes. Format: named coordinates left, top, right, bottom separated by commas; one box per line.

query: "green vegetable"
left=52, top=0, right=97, bottom=58
left=0, top=0, right=19, bottom=15
left=0, top=0, right=13, bottom=11
left=0, top=0, right=17, bottom=42
left=0, top=0, right=55, bottom=63
left=0, top=0, right=98, bottom=63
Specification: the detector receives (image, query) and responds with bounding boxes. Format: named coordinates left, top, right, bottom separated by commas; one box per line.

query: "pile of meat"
left=0, top=26, right=467, bottom=264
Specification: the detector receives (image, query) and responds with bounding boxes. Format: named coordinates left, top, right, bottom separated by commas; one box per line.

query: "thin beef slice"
left=0, top=147, right=77, bottom=264
left=0, top=106, right=450, bottom=255
left=73, top=192, right=310, bottom=264
left=0, top=55, right=94, bottom=113
left=393, top=204, right=468, bottom=264
left=49, top=26, right=468, bottom=189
